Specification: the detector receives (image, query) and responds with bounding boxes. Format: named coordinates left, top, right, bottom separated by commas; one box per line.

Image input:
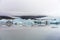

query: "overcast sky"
left=0, top=0, right=60, bottom=17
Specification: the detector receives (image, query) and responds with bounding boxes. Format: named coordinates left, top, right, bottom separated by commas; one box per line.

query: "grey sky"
left=0, top=0, right=60, bottom=17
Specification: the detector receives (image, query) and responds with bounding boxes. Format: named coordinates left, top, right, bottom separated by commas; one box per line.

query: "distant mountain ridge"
left=15, top=15, right=47, bottom=19
left=0, top=16, right=14, bottom=19
left=0, top=15, right=47, bottom=19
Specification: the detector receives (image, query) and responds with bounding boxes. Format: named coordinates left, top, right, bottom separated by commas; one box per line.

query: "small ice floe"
left=51, top=26, right=58, bottom=28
